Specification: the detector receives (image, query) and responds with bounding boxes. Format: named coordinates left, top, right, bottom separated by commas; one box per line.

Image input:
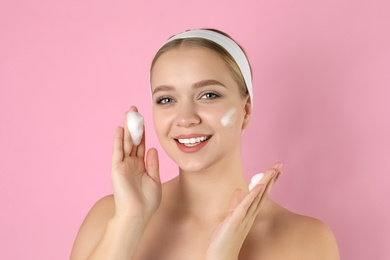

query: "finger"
left=264, top=175, right=277, bottom=198
left=275, top=169, right=282, bottom=182
left=272, top=161, right=283, bottom=171
left=251, top=179, right=276, bottom=219
left=129, top=106, right=139, bottom=157
left=275, top=162, right=283, bottom=182
left=228, top=189, right=244, bottom=212
left=123, top=109, right=133, bottom=156
left=230, top=181, right=265, bottom=220
left=136, top=124, right=146, bottom=159
left=226, top=167, right=277, bottom=220
left=246, top=168, right=276, bottom=218
left=111, top=126, right=124, bottom=166
left=146, top=148, right=160, bottom=183
left=251, top=170, right=279, bottom=217
left=267, top=161, right=282, bottom=186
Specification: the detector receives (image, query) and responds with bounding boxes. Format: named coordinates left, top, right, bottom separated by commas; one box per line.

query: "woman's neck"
left=172, top=152, right=250, bottom=224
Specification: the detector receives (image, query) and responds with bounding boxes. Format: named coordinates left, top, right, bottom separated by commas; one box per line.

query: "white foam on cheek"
left=221, top=108, right=236, bottom=127
left=126, top=111, right=144, bottom=146
left=248, top=173, right=265, bottom=191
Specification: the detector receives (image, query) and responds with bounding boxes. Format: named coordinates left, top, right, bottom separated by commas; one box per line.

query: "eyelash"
left=156, top=92, right=221, bottom=105
left=201, top=92, right=220, bottom=100
left=156, top=97, right=174, bottom=104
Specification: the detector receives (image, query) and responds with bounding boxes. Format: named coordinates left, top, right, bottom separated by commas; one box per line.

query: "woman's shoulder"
left=70, top=195, right=115, bottom=259
left=249, top=200, right=340, bottom=259
left=270, top=200, right=333, bottom=234
left=82, top=194, right=116, bottom=222
left=72, top=193, right=115, bottom=228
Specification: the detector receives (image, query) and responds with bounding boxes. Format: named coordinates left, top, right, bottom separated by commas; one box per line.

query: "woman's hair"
left=150, top=28, right=252, bottom=98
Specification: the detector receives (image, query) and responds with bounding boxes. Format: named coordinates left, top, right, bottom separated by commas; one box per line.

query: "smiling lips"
left=174, top=134, right=212, bottom=153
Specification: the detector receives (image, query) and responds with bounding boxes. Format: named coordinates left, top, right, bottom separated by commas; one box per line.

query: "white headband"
left=152, top=29, right=253, bottom=106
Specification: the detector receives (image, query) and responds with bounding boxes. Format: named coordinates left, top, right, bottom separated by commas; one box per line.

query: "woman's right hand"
left=110, top=106, right=162, bottom=223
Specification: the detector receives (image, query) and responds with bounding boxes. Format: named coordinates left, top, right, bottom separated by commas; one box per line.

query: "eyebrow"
left=152, top=79, right=226, bottom=95
left=152, top=85, right=174, bottom=95
left=193, top=79, right=226, bottom=89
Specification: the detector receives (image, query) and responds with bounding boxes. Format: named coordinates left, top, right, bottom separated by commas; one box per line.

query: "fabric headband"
left=151, top=29, right=253, bottom=106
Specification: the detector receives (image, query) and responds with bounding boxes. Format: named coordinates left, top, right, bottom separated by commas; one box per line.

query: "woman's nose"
left=175, top=102, right=201, bottom=128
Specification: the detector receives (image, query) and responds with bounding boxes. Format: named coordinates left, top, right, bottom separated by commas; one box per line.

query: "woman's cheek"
left=152, top=109, right=167, bottom=136
left=220, top=107, right=237, bottom=127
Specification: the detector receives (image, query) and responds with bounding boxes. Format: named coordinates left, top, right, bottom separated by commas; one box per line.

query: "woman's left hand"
left=205, top=163, right=282, bottom=260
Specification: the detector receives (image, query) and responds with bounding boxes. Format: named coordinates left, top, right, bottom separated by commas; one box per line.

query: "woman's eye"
left=201, top=92, right=220, bottom=100
left=156, top=97, right=174, bottom=104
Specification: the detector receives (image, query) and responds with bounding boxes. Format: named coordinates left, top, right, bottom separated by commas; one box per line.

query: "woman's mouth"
left=174, top=135, right=212, bottom=152
left=176, top=135, right=211, bottom=146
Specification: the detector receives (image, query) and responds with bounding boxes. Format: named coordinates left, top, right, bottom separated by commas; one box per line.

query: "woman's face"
left=150, top=46, right=250, bottom=172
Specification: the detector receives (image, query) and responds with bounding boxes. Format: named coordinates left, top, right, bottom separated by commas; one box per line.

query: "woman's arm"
left=69, top=195, right=138, bottom=259
left=205, top=163, right=340, bottom=260
left=70, top=195, right=150, bottom=260
left=70, top=107, right=161, bottom=260
left=206, top=164, right=281, bottom=260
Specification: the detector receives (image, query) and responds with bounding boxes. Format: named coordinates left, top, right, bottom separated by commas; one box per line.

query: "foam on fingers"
left=248, top=173, right=265, bottom=191
left=126, top=111, right=144, bottom=146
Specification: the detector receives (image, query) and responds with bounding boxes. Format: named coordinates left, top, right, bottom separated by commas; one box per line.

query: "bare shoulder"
left=265, top=200, right=340, bottom=260
left=70, top=195, right=115, bottom=259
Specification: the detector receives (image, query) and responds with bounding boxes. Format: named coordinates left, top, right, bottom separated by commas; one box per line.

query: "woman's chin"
left=178, top=165, right=203, bottom=173
left=162, top=147, right=214, bottom=173
left=177, top=160, right=212, bottom=173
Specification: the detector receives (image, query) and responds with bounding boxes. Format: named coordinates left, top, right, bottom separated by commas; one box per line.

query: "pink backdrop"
left=1, top=0, right=389, bottom=259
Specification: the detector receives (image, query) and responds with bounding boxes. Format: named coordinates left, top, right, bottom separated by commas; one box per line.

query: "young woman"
left=70, top=29, right=339, bottom=260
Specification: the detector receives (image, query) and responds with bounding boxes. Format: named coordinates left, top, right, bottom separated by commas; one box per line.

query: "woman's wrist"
left=109, top=213, right=149, bottom=234
left=86, top=214, right=149, bottom=260
left=206, top=251, right=238, bottom=260
left=206, top=255, right=238, bottom=260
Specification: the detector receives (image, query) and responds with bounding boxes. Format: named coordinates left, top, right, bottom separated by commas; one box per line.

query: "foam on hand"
left=248, top=173, right=265, bottom=191
left=126, top=111, right=144, bottom=146
left=221, top=108, right=236, bottom=127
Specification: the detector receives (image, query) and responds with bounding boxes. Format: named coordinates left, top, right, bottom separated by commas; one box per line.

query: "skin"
left=221, top=107, right=236, bottom=127
left=70, top=46, right=340, bottom=260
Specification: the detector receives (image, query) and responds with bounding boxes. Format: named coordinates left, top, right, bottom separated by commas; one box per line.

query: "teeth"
left=184, top=143, right=198, bottom=147
left=177, top=136, right=209, bottom=145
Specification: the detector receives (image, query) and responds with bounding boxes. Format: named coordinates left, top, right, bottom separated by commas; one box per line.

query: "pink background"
left=1, top=0, right=389, bottom=259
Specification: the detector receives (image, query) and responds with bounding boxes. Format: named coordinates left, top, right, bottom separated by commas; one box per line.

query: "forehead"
left=150, top=46, right=235, bottom=90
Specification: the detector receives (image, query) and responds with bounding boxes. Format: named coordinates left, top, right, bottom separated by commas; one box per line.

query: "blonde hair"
left=150, top=28, right=252, bottom=98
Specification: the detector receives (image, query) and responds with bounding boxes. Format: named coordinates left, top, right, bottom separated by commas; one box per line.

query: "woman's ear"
left=242, top=95, right=252, bottom=130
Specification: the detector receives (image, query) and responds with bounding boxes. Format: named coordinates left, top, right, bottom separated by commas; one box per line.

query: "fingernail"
left=277, top=163, right=283, bottom=170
